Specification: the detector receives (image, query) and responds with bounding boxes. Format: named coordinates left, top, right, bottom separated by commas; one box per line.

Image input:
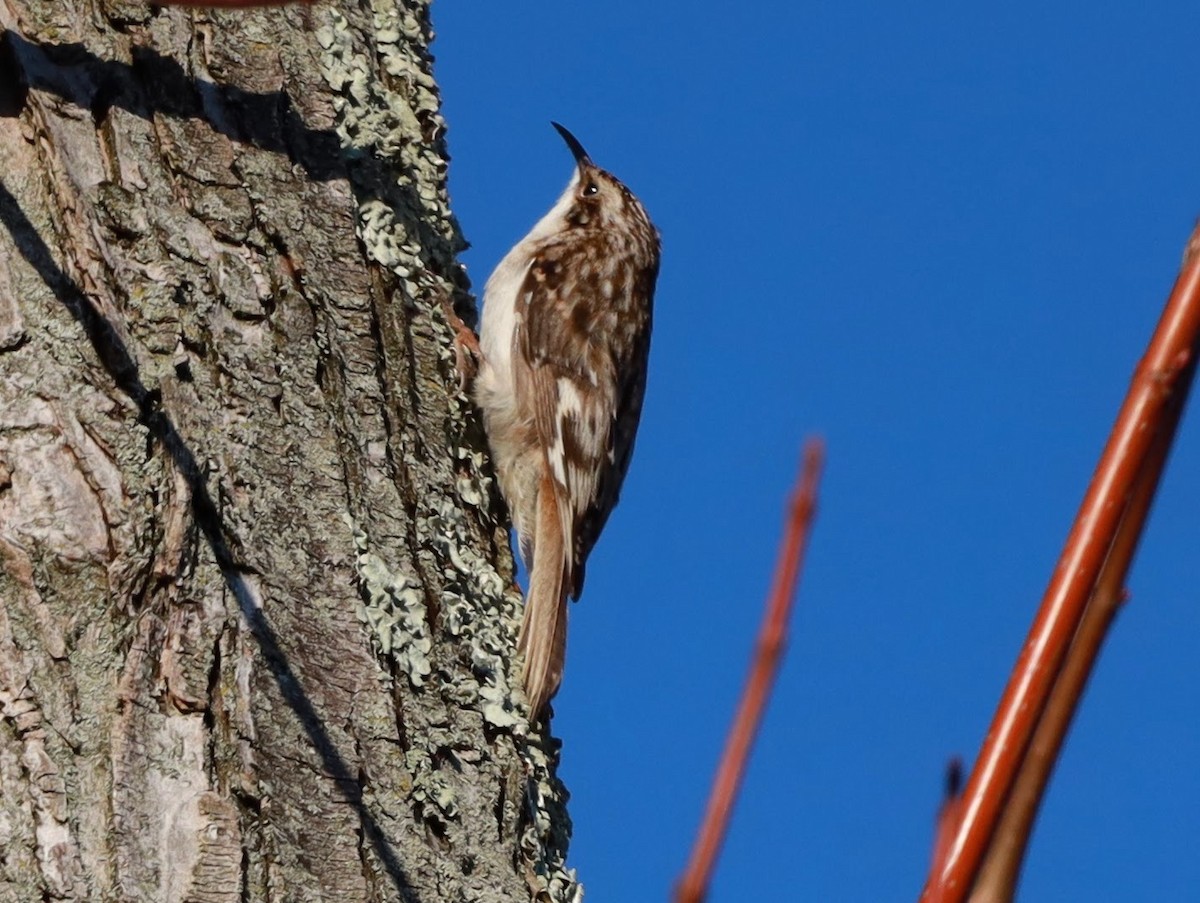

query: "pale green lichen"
left=410, top=769, right=459, bottom=823
left=520, top=739, right=578, bottom=901
left=317, top=6, right=578, bottom=897
left=314, top=5, right=457, bottom=244
left=316, top=3, right=474, bottom=415
left=420, top=490, right=523, bottom=729
left=347, top=515, right=432, bottom=686
left=453, top=448, right=493, bottom=507
left=404, top=749, right=459, bottom=824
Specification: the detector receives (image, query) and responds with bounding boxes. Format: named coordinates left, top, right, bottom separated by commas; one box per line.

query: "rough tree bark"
left=0, top=2, right=575, bottom=901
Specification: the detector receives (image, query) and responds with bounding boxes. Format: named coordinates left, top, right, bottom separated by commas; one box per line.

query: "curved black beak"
left=551, top=121, right=593, bottom=169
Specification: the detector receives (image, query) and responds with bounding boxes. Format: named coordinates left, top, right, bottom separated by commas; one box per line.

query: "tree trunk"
left=0, top=2, right=574, bottom=901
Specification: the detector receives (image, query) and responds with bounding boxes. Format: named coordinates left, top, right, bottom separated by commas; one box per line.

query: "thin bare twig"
left=675, top=439, right=825, bottom=903
left=920, top=224, right=1200, bottom=903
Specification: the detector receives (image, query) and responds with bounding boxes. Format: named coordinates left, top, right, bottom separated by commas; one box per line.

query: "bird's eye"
left=583, top=182, right=599, bottom=196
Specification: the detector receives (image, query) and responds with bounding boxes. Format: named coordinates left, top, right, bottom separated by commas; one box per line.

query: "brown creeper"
left=475, top=123, right=661, bottom=718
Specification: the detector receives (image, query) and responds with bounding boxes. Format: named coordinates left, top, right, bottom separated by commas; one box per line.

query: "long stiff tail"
left=518, top=476, right=570, bottom=718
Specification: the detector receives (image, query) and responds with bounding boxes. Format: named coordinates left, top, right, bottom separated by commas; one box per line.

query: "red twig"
left=928, top=757, right=965, bottom=898
left=920, top=224, right=1200, bottom=903
left=675, top=438, right=825, bottom=903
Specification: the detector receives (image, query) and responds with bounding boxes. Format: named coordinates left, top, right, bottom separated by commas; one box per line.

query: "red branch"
left=967, top=403, right=1176, bottom=900
left=675, top=438, right=825, bottom=903
left=920, top=223, right=1200, bottom=903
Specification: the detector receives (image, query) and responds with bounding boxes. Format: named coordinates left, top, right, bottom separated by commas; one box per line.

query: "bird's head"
left=551, top=122, right=652, bottom=235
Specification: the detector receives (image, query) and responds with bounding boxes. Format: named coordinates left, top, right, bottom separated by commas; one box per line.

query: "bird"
left=474, top=122, right=661, bottom=718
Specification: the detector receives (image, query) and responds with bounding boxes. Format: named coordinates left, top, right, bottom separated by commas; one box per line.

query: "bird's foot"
left=441, top=296, right=481, bottom=393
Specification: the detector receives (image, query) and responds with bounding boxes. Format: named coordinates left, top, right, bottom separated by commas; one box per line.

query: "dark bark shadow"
left=2, top=31, right=345, bottom=181
left=3, top=28, right=472, bottom=313
left=0, top=177, right=423, bottom=902
left=2, top=31, right=469, bottom=270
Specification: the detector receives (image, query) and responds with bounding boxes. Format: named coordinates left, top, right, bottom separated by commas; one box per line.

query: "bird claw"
left=441, top=296, right=481, bottom=393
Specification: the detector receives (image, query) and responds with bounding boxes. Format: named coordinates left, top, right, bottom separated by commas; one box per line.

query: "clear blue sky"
left=432, top=4, right=1200, bottom=900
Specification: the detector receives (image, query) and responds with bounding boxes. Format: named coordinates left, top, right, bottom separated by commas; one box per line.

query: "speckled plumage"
left=475, top=123, right=660, bottom=717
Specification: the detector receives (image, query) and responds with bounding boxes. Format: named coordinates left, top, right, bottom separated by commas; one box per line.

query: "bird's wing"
left=512, top=231, right=653, bottom=596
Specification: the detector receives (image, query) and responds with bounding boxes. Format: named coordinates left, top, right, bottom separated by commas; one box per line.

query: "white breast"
left=478, top=170, right=580, bottom=391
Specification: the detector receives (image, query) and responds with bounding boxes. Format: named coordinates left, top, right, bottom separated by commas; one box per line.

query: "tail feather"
left=518, top=477, right=570, bottom=718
